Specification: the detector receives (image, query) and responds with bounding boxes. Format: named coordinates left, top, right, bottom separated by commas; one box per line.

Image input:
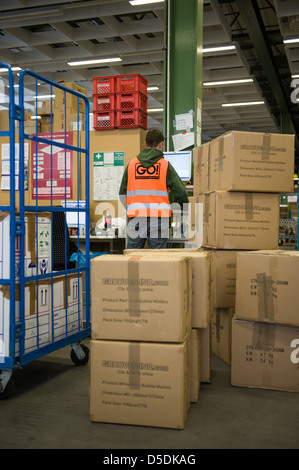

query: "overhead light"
left=203, top=78, right=253, bottom=86
left=129, top=0, right=164, bottom=5
left=68, top=58, right=122, bottom=66
left=0, top=66, right=21, bottom=73
left=203, top=45, right=236, bottom=53
left=32, top=94, right=55, bottom=100
left=148, top=108, right=163, bottom=112
left=292, top=74, right=299, bottom=78
left=222, top=101, right=265, bottom=107
left=31, top=115, right=41, bottom=120
left=147, top=86, right=159, bottom=91
left=283, top=38, right=299, bottom=44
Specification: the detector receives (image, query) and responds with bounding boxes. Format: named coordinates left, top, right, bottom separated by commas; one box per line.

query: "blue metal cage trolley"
left=0, top=63, right=91, bottom=398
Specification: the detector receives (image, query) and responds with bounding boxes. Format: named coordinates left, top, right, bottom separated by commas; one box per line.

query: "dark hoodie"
left=119, top=147, right=189, bottom=209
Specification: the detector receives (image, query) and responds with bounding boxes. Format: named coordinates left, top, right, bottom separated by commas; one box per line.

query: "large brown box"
left=235, top=250, right=299, bottom=327
left=190, top=328, right=201, bottom=403
left=193, top=142, right=210, bottom=195
left=203, top=191, right=279, bottom=250
left=231, top=319, right=299, bottom=392
left=210, top=249, right=239, bottom=308
left=211, top=308, right=234, bottom=365
left=209, top=131, right=294, bottom=193
left=123, top=249, right=212, bottom=328
left=90, top=253, right=192, bottom=343
left=54, top=81, right=87, bottom=114
left=89, top=337, right=190, bottom=429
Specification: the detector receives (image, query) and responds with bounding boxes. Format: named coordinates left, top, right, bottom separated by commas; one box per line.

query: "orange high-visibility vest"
left=126, top=157, right=171, bottom=218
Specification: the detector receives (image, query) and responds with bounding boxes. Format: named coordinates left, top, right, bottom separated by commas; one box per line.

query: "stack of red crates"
left=92, top=73, right=148, bottom=130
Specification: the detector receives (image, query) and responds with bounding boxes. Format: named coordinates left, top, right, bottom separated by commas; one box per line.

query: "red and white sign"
left=31, top=132, right=74, bottom=200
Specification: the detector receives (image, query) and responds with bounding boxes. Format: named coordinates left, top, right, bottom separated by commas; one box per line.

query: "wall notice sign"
left=31, top=132, right=74, bottom=200
left=1, top=142, right=29, bottom=191
left=93, top=151, right=124, bottom=201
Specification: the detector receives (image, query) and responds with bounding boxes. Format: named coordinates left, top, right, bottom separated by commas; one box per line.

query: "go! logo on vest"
left=135, top=162, right=161, bottom=179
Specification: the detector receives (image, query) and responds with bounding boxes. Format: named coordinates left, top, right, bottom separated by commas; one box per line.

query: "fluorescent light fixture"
left=203, top=45, right=236, bottom=53
left=129, top=0, right=164, bottom=5
left=32, top=94, right=55, bottom=100
left=0, top=66, right=21, bottom=73
left=148, top=107, right=163, bottom=112
left=292, top=74, right=299, bottom=78
left=31, top=115, right=41, bottom=120
left=203, top=78, right=253, bottom=86
left=147, top=86, right=159, bottom=91
left=68, top=57, right=122, bottom=66
left=283, top=38, right=299, bottom=44
left=222, top=101, right=264, bottom=107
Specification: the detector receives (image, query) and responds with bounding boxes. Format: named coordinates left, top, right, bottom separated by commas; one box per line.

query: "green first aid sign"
left=93, top=152, right=124, bottom=166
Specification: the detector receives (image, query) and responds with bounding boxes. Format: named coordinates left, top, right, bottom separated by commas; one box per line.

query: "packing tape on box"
left=261, top=133, right=271, bottom=161
left=244, top=193, right=254, bottom=220
left=257, top=255, right=278, bottom=321
left=128, top=342, right=141, bottom=390
left=127, top=257, right=141, bottom=318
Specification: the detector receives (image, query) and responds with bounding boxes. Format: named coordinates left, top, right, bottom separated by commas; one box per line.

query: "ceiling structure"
left=0, top=0, right=298, bottom=166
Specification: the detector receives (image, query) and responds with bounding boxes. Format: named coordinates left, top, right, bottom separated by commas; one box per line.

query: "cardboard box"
left=91, top=253, right=192, bottom=343
left=193, top=142, right=210, bottom=195
left=53, top=108, right=85, bottom=133
left=0, top=279, right=52, bottom=360
left=123, top=249, right=212, bottom=328
left=89, top=337, right=190, bottom=429
left=211, top=308, right=234, bottom=365
left=0, top=211, right=52, bottom=281
left=210, top=249, right=239, bottom=308
left=54, top=81, right=87, bottom=114
left=235, top=250, right=299, bottom=327
left=187, top=195, right=203, bottom=247
left=190, top=328, right=201, bottom=403
left=209, top=131, right=294, bottom=193
left=202, top=191, right=279, bottom=250
left=231, top=319, right=299, bottom=392
left=199, top=326, right=211, bottom=383
left=52, top=273, right=83, bottom=342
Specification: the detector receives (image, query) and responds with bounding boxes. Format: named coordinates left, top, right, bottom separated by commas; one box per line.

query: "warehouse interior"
left=1, top=0, right=299, bottom=452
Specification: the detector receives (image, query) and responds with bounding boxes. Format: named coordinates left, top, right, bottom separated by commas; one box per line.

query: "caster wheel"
left=70, top=344, right=89, bottom=366
left=0, top=376, right=15, bottom=400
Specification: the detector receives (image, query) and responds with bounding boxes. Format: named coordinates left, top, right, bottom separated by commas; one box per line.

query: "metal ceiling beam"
left=234, top=0, right=298, bottom=140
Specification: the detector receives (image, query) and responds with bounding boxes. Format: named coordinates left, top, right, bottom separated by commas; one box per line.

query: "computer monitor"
left=163, top=151, right=192, bottom=182
left=61, top=200, right=86, bottom=226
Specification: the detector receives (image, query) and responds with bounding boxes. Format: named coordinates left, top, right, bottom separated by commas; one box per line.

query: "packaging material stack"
left=191, top=130, right=295, bottom=366
left=92, top=73, right=148, bottom=131
left=53, top=81, right=88, bottom=132
left=232, top=250, right=299, bottom=392
left=89, top=252, right=193, bottom=429
left=123, top=248, right=214, bottom=389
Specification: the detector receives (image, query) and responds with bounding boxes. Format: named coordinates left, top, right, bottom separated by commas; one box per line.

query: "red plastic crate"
left=93, top=93, right=115, bottom=111
left=93, top=111, right=115, bottom=130
left=93, top=76, right=115, bottom=94
left=116, top=91, right=148, bottom=112
left=115, top=74, right=148, bottom=95
left=116, top=109, right=148, bottom=130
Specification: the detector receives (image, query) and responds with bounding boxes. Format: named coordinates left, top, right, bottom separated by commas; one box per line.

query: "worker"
left=119, top=128, right=189, bottom=249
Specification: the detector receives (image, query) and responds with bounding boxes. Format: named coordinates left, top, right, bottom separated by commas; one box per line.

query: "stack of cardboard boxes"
left=191, top=130, right=295, bottom=368
left=232, top=250, right=299, bottom=392
left=90, top=252, right=194, bottom=429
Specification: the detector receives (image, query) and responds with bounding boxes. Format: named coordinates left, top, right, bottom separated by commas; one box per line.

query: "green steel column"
left=280, top=113, right=292, bottom=134
left=164, top=0, right=203, bottom=151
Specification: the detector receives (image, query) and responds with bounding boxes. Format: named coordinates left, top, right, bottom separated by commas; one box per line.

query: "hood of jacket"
left=137, top=147, right=164, bottom=168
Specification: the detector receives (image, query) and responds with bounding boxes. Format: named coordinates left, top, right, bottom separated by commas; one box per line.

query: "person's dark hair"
left=145, top=129, right=165, bottom=148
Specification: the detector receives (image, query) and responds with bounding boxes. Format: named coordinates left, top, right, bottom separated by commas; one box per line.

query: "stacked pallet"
left=92, top=74, right=148, bottom=130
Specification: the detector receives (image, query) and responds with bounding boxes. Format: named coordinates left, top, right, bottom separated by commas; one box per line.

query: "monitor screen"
left=163, top=151, right=192, bottom=182
left=61, top=200, right=86, bottom=226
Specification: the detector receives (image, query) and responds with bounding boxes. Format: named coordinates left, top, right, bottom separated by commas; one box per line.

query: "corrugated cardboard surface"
left=231, top=319, right=299, bottom=392
left=235, top=250, right=299, bottom=327
left=190, top=328, right=201, bottom=403
left=89, top=337, right=190, bottom=429
left=211, top=308, right=234, bottom=365
left=90, top=253, right=192, bottom=343
left=209, top=131, right=294, bottom=193
left=193, top=142, right=210, bottom=195
left=203, top=191, right=279, bottom=250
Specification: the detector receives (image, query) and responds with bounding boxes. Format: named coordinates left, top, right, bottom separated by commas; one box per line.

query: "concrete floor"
left=1, top=337, right=299, bottom=451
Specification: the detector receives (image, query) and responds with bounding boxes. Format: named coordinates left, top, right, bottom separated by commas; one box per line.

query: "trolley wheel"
left=70, top=343, right=89, bottom=366
left=0, top=374, right=14, bottom=400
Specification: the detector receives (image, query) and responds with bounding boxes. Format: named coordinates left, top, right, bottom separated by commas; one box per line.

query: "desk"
left=70, top=235, right=126, bottom=254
